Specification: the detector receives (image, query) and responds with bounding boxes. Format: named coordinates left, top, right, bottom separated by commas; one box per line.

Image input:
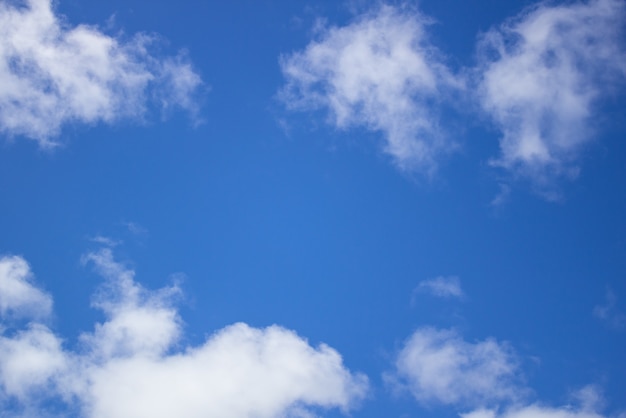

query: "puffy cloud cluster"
left=389, top=327, right=522, bottom=406
left=388, top=326, right=610, bottom=418
left=0, top=0, right=202, bottom=146
left=0, top=250, right=368, bottom=418
left=280, top=5, right=460, bottom=174
left=280, top=0, right=626, bottom=191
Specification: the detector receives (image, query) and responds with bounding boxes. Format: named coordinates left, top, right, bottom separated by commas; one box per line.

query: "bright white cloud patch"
left=477, top=0, right=626, bottom=186
left=280, top=5, right=459, bottom=174
left=390, top=327, right=522, bottom=406
left=416, top=276, right=463, bottom=298
left=0, top=250, right=368, bottom=417
left=0, top=255, right=52, bottom=319
left=0, top=0, right=202, bottom=146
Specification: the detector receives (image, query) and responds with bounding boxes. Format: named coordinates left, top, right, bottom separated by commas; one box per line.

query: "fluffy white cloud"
left=0, top=256, right=52, bottom=319
left=0, top=323, right=66, bottom=402
left=390, top=327, right=522, bottom=406
left=477, top=0, right=626, bottom=187
left=0, top=249, right=368, bottom=417
left=416, top=276, right=464, bottom=299
left=279, top=5, right=460, bottom=174
left=0, top=0, right=202, bottom=146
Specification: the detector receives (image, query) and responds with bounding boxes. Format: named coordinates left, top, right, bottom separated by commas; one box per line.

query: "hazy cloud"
left=0, top=250, right=368, bottom=417
left=416, top=276, right=464, bottom=299
left=593, top=287, right=626, bottom=329
left=389, top=327, right=522, bottom=407
left=280, top=5, right=460, bottom=174
left=477, top=0, right=626, bottom=188
left=0, top=0, right=202, bottom=146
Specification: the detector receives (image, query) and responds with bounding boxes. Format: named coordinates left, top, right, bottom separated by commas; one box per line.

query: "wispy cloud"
left=593, top=287, right=626, bottom=329
left=388, top=327, right=523, bottom=407
left=477, top=0, right=626, bottom=190
left=0, top=0, right=203, bottom=146
left=279, top=5, right=461, bottom=175
left=0, top=249, right=368, bottom=417
left=415, top=276, right=464, bottom=299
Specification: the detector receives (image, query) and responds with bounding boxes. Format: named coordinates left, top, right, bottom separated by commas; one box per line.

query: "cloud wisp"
left=279, top=5, right=460, bottom=175
left=0, top=250, right=368, bottom=418
left=388, top=327, right=523, bottom=407
left=593, top=287, right=626, bottom=330
left=0, top=0, right=202, bottom=146
left=415, top=276, right=464, bottom=299
left=477, top=0, right=626, bottom=189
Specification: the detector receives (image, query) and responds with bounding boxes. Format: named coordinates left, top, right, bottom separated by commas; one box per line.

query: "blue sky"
left=0, top=0, right=625, bottom=417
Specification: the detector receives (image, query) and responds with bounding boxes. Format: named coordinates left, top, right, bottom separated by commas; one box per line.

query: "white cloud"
left=0, top=255, right=52, bottom=320
left=279, top=5, right=460, bottom=174
left=0, top=0, right=202, bottom=146
left=389, top=327, right=522, bottom=407
left=462, top=406, right=602, bottom=418
left=416, top=276, right=464, bottom=299
left=0, top=250, right=368, bottom=417
left=461, top=396, right=605, bottom=418
left=0, top=323, right=66, bottom=402
left=477, top=0, right=626, bottom=187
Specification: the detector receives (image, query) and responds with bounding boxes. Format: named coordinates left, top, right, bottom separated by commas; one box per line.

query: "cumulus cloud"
left=416, top=276, right=464, bottom=299
left=0, top=249, right=368, bottom=417
left=279, top=5, right=460, bottom=174
left=389, top=327, right=522, bottom=407
left=477, top=0, right=626, bottom=187
left=0, top=255, right=52, bottom=320
left=0, top=0, right=202, bottom=146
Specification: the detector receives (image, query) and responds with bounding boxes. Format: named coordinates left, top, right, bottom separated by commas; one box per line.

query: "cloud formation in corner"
left=389, top=327, right=522, bottom=407
left=416, top=276, right=463, bottom=299
left=279, top=5, right=460, bottom=174
left=280, top=1, right=626, bottom=192
left=0, top=250, right=368, bottom=417
left=462, top=400, right=604, bottom=418
left=477, top=0, right=626, bottom=187
left=0, top=0, right=202, bottom=146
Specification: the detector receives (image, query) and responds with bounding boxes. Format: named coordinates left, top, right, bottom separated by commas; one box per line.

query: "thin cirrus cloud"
left=0, top=0, right=203, bottom=147
left=0, top=249, right=368, bottom=418
left=416, top=276, right=464, bottom=299
left=387, top=327, right=523, bottom=407
left=477, top=0, right=626, bottom=188
left=279, top=5, right=460, bottom=175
